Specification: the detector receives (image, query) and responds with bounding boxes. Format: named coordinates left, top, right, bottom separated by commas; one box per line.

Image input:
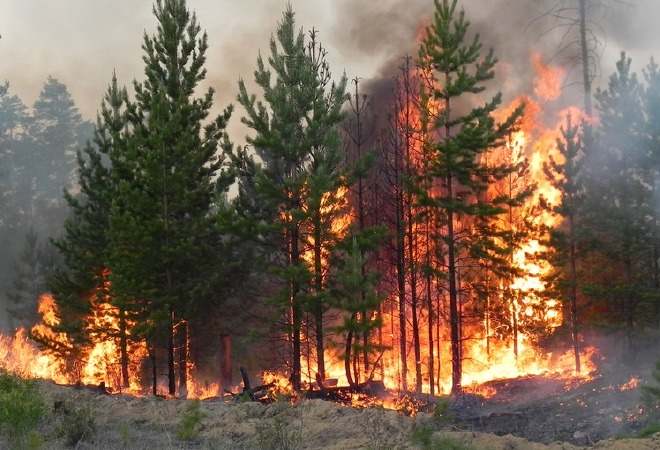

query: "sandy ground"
left=2, top=381, right=658, bottom=450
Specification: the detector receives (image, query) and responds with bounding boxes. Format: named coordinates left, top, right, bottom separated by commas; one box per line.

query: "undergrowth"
left=411, top=426, right=478, bottom=450
left=0, top=370, right=47, bottom=449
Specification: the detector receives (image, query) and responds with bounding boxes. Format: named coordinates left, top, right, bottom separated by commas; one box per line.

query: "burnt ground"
left=450, top=369, right=651, bottom=446
left=2, top=376, right=659, bottom=449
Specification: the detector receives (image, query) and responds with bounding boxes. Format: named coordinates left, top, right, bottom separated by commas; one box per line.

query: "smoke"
left=1, top=0, right=659, bottom=126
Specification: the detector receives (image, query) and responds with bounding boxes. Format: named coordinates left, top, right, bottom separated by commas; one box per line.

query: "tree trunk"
left=568, top=214, right=581, bottom=374
left=220, top=334, right=232, bottom=392
left=447, top=174, right=461, bottom=395
left=150, top=342, right=157, bottom=396
left=178, top=320, right=188, bottom=398
left=119, top=307, right=129, bottom=390
left=290, top=223, right=302, bottom=391
left=168, top=307, right=176, bottom=396
left=578, top=0, right=593, bottom=116
left=313, top=212, right=325, bottom=381
left=395, top=140, right=408, bottom=392
left=345, top=325, right=355, bottom=387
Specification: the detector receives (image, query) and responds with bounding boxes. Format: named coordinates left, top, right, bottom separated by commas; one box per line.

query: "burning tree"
left=235, top=6, right=348, bottom=391
left=418, top=0, right=524, bottom=394
left=108, top=0, right=233, bottom=396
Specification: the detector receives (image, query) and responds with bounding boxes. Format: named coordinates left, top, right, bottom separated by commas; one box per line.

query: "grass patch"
left=57, top=403, right=96, bottom=447
left=411, top=426, right=478, bottom=450
left=0, top=370, right=47, bottom=449
left=638, top=422, right=660, bottom=438
left=177, top=400, right=206, bottom=441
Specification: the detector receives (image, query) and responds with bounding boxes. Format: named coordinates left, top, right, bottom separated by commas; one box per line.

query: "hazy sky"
left=1, top=0, right=659, bottom=136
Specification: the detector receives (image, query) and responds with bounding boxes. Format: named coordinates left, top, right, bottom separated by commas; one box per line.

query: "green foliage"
left=234, top=4, right=348, bottom=388
left=57, top=404, right=96, bottom=447
left=177, top=400, right=206, bottom=441
left=411, top=426, right=477, bottom=450
left=432, top=397, right=454, bottom=424
left=638, top=422, right=660, bottom=438
left=642, top=360, right=660, bottom=409
left=0, top=371, right=47, bottom=449
left=254, top=416, right=303, bottom=450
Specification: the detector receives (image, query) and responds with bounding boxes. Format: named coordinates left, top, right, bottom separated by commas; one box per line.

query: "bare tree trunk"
left=168, top=306, right=176, bottom=396
left=568, top=214, right=581, bottom=374
left=150, top=341, right=157, bottom=396
left=578, top=0, right=593, bottom=116
left=291, top=223, right=302, bottom=391
left=395, top=132, right=408, bottom=392
left=313, top=211, right=325, bottom=381
left=119, top=307, right=129, bottom=389
left=447, top=175, right=461, bottom=395
left=345, top=325, right=355, bottom=387
left=402, top=61, right=422, bottom=394
left=178, top=320, right=188, bottom=398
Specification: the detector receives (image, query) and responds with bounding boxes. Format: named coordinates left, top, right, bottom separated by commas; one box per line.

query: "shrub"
left=177, top=400, right=206, bottom=441
left=255, top=403, right=305, bottom=450
left=411, top=426, right=477, bottom=450
left=58, top=404, right=96, bottom=447
left=638, top=422, right=660, bottom=438
left=432, top=397, right=454, bottom=424
left=0, top=370, right=47, bottom=449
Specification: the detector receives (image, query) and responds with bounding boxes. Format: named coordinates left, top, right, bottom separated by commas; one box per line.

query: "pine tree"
left=31, top=74, right=130, bottom=385
left=329, top=233, right=384, bottom=386
left=236, top=6, right=346, bottom=390
left=543, top=117, right=585, bottom=374
left=642, top=59, right=660, bottom=325
left=6, top=228, right=48, bottom=329
left=302, top=29, right=348, bottom=382
left=109, top=0, right=232, bottom=397
left=418, top=0, right=524, bottom=394
left=30, top=77, right=89, bottom=212
left=586, top=52, right=651, bottom=361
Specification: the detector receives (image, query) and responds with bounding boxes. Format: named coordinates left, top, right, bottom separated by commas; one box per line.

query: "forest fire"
left=0, top=46, right=599, bottom=410
left=0, top=0, right=618, bottom=421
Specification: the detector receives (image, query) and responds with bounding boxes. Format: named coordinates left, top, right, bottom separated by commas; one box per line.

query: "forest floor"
left=6, top=371, right=660, bottom=450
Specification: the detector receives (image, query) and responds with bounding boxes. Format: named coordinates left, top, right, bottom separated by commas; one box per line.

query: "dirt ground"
left=4, top=380, right=659, bottom=450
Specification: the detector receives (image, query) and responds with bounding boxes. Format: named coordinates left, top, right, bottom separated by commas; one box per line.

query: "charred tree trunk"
left=313, top=210, right=325, bottom=381
left=447, top=174, right=461, bottom=395
left=344, top=323, right=355, bottom=387
left=568, top=213, right=581, bottom=374
left=395, top=131, right=408, bottom=392
left=178, top=320, right=188, bottom=398
left=578, top=0, right=593, bottom=116
left=150, top=341, right=157, bottom=396
left=291, top=223, right=302, bottom=391
left=119, top=307, right=129, bottom=390
left=168, top=307, right=176, bottom=396
left=402, top=60, right=422, bottom=394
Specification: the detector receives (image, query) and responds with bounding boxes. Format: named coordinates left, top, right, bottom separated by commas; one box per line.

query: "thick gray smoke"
left=1, top=0, right=659, bottom=129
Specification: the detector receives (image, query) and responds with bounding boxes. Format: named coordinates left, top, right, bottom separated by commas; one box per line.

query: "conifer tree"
left=109, top=0, right=232, bottom=396
left=33, top=74, right=130, bottom=385
left=6, top=228, right=48, bottom=328
left=329, top=234, right=384, bottom=386
left=236, top=6, right=346, bottom=390
left=543, top=117, right=585, bottom=374
left=30, top=77, right=89, bottom=210
left=418, top=0, right=524, bottom=394
left=642, top=59, right=660, bottom=325
left=303, top=30, right=348, bottom=382
left=586, top=53, right=652, bottom=360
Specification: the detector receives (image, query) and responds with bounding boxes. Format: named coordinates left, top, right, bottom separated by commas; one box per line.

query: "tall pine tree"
left=109, top=0, right=232, bottom=397
left=418, top=0, right=524, bottom=394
